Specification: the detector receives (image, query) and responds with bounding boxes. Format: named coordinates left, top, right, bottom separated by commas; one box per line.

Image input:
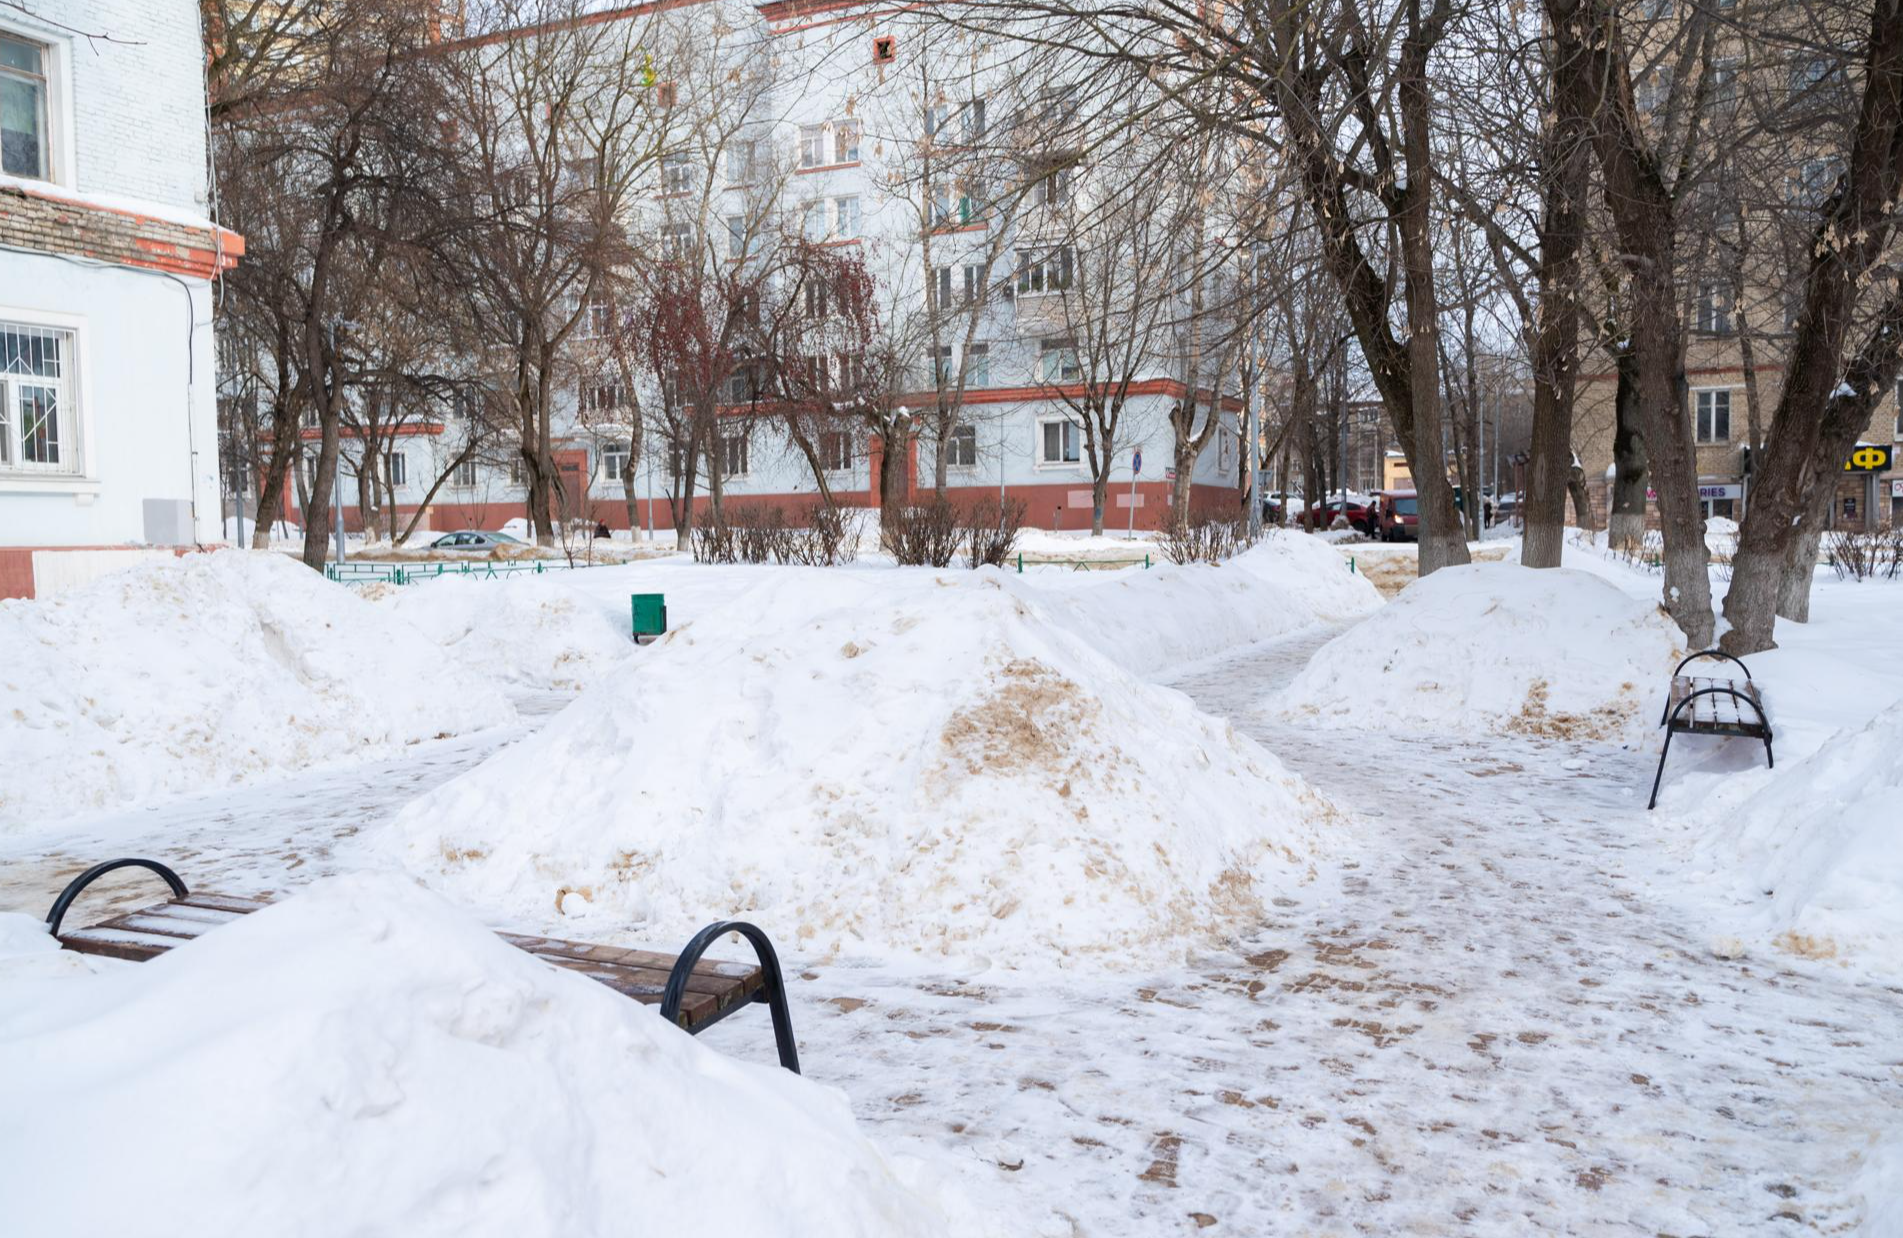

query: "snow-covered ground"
left=1, top=537, right=1899, bottom=1233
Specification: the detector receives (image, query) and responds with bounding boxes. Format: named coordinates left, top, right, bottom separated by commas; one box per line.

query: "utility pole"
left=332, top=451, right=347, bottom=565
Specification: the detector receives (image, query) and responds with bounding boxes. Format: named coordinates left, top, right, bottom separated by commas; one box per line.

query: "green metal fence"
left=324, top=559, right=608, bottom=586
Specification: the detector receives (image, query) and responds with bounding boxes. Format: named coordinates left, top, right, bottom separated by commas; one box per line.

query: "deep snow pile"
left=380, top=576, right=635, bottom=690
left=1274, top=563, right=1681, bottom=741
left=1031, top=532, right=1384, bottom=676
left=1660, top=700, right=1903, bottom=975
left=0, top=875, right=992, bottom=1237
left=0, top=552, right=513, bottom=829
left=378, top=569, right=1339, bottom=969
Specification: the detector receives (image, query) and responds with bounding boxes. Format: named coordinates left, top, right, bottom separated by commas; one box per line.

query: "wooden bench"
left=1648, top=649, right=1773, bottom=809
left=43, top=858, right=801, bottom=1073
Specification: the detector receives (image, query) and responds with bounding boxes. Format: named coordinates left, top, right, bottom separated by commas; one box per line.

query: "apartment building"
left=0, top=0, right=243, bottom=597
left=278, top=0, right=1242, bottom=539
left=1571, top=7, right=1900, bottom=529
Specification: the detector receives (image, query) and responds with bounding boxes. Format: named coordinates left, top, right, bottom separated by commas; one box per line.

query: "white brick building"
left=1, top=0, right=240, bottom=597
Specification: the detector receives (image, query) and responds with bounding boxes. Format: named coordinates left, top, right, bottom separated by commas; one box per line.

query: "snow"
left=1024, top=532, right=1383, bottom=676
left=1275, top=563, right=1682, bottom=741
left=375, top=567, right=1343, bottom=970
left=0, top=874, right=995, bottom=1237
left=378, top=576, right=636, bottom=691
left=0, top=551, right=513, bottom=830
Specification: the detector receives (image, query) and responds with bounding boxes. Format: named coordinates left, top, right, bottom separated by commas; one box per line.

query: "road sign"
left=1132, top=449, right=1142, bottom=475
left=1844, top=444, right=1893, bottom=472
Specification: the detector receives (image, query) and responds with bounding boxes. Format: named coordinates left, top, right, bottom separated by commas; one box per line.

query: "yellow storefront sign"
left=1844, top=445, right=1893, bottom=472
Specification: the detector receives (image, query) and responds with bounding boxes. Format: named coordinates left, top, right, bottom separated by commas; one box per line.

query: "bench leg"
left=1763, top=733, right=1774, bottom=770
left=1647, top=730, right=1677, bottom=811
left=663, top=920, right=801, bottom=1075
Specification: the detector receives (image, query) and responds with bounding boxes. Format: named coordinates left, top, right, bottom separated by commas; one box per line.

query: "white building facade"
left=0, top=0, right=238, bottom=597
left=279, top=0, right=1241, bottom=539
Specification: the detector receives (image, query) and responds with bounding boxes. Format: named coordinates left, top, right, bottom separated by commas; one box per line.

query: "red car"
left=1370, top=490, right=1420, bottom=541
left=1300, top=497, right=1373, bottom=534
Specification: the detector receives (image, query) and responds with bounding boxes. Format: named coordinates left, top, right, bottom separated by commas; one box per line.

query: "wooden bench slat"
left=56, top=897, right=755, bottom=1035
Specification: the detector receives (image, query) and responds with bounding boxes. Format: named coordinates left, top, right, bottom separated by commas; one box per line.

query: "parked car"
left=428, top=530, right=523, bottom=551
left=1300, top=495, right=1374, bottom=534
left=1370, top=490, right=1420, bottom=542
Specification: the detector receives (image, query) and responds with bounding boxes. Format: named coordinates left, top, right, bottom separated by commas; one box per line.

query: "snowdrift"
left=1030, top=532, right=1384, bottom=676
left=1274, top=563, right=1681, bottom=741
left=378, top=569, right=1339, bottom=969
left=380, top=576, right=635, bottom=691
left=0, top=875, right=992, bottom=1237
left=1661, top=700, right=1903, bottom=975
left=0, top=552, right=514, bottom=829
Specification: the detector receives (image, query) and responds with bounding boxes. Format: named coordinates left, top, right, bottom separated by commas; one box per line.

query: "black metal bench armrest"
left=662, top=921, right=800, bottom=1074
left=45, top=858, right=189, bottom=937
left=1673, top=648, right=1753, bottom=681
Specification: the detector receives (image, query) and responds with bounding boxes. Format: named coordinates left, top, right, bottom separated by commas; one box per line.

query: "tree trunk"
left=1608, top=348, right=1650, bottom=551
left=1566, top=458, right=1595, bottom=535
left=1523, top=73, right=1589, bottom=568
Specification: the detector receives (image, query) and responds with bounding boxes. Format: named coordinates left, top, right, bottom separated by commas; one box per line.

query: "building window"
left=582, top=380, right=624, bottom=415
left=661, top=222, right=693, bottom=258
left=1636, top=66, right=1672, bottom=114
left=947, top=423, right=977, bottom=468
left=720, top=433, right=749, bottom=476
left=725, top=140, right=755, bottom=184
left=1033, top=165, right=1071, bottom=208
left=451, top=458, right=477, bottom=487
left=1695, top=389, right=1732, bottom=443
left=963, top=99, right=987, bottom=140
left=385, top=451, right=407, bottom=486
left=834, top=120, right=860, bottom=164
left=0, top=35, right=49, bottom=181
left=1037, top=417, right=1081, bottom=465
left=932, top=344, right=954, bottom=385
left=957, top=179, right=986, bottom=224
left=1695, top=281, right=1732, bottom=334
left=0, top=321, right=77, bottom=474
left=726, top=215, right=748, bottom=259
left=872, top=35, right=896, bottom=64
left=660, top=152, right=693, bottom=196
left=820, top=429, right=851, bottom=471
left=1789, top=57, right=1843, bottom=100
left=1039, top=338, right=1081, bottom=383
left=601, top=443, right=629, bottom=481
left=1789, top=158, right=1840, bottom=206
left=832, top=195, right=861, bottom=239
left=965, top=343, right=989, bottom=386
left=1016, top=247, right=1074, bottom=294
left=799, top=124, right=827, bottom=168
left=726, top=363, right=762, bottom=404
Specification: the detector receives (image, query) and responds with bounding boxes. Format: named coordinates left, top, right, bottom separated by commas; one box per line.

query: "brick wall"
left=0, top=183, right=240, bottom=280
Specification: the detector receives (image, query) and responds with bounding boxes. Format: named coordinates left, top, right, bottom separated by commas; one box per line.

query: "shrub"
left=1827, top=523, right=1903, bottom=581
left=1160, top=504, right=1247, bottom=566
left=884, top=500, right=961, bottom=567
left=960, top=497, right=1028, bottom=569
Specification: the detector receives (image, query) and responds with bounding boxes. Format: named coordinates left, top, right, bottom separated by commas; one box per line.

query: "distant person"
left=594, top=520, right=611, bottom=539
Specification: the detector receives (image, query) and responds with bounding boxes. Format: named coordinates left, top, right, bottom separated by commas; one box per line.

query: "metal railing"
left=1015, top=553, right=1152, bottom=573
left=324, top=559, right=609, bottom=586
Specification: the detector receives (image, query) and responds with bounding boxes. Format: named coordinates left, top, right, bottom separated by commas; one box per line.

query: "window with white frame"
left=957, top=178, right=985, bottom=224
left=1695, top=388, right=1732, bottom=443
left=924, top=102, right=952, bottom=137
left=798, top=124, right=827, bottom=168
left=1039, top=338, right=1081, bottom=382
left=932, top=343, right=954, bottom=385
left=661, top=222, right=693, bottom=258
left=0, top=320, right=78, bottom=474
left=385, top=451, right=407, bottom=486
left=720, top=432, right=749, bottom=476
left=601, top=443, right=629, bottom=481
left=726, top=214, right=748, bottom=259
left=832, top=195, right=861, bottom=239
left=1635, top=65, right=1672, bottom=114
left=1037, top=416, right=1081, bottom=465
left=660, top=152, right=693, bottom=195
left=833, top=120, right=860, bottom=164
left=820, top=429, right=851, bottom=471
left=1033, top=165, right=1071, bottom=208
left=451, top=457, right=477, bottom=487
left=1015, top=247, right=1073, bottom=294
left=947, top=423, right=977, bottom=468
left=0, top=35, right=50, bottom=181
left=802, top=200, right=826, bottom=241
left=930, top=183, right=953, bottom=227
left=962, top=98, right=987, bottom=140
left=725, top=140, right=755, bottom=184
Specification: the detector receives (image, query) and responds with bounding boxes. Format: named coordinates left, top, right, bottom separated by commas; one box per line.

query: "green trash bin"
left=631, top=593, right=667, bottom=642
